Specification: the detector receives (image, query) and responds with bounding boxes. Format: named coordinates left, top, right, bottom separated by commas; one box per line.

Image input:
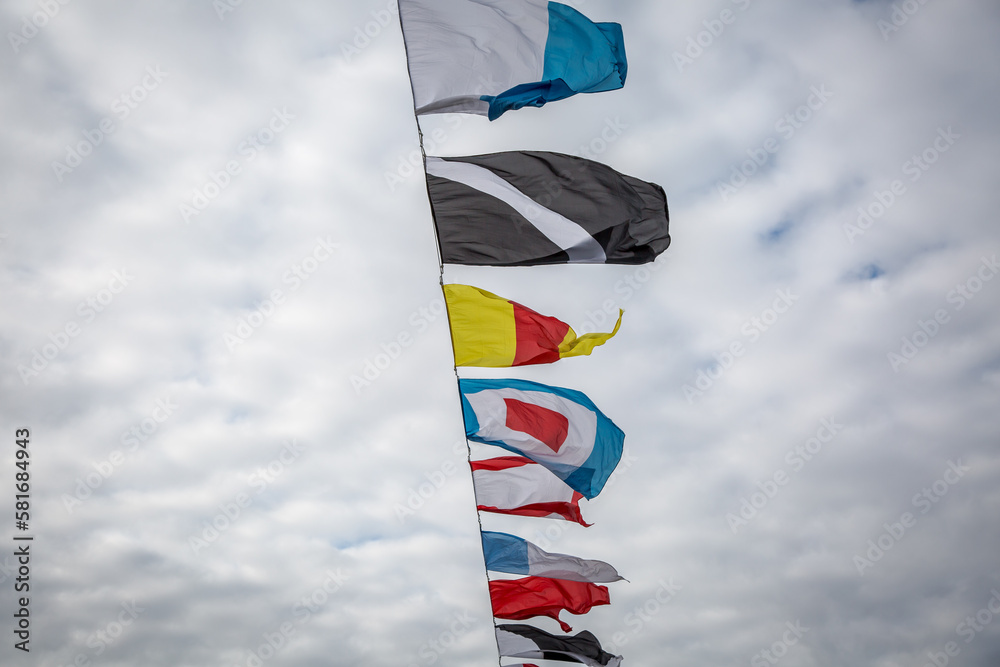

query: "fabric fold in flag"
left=462, top=379, right=624, bottom=499
left=444, top=284, right=622, bottom=368
left=496, top=623, right=623, bottom=667
left=482, top=531, right=624, bottom=583
left=427, top=152, right=670, bottom=266
left=490, top=577, right=611, bottom=633
left=472, top=457, right=591, bottom=526
left=399, top=0, right=627, bottom=120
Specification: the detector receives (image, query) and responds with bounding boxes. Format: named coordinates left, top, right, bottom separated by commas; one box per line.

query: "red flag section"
left=471, top=457, right=592, bottom=526
left=511, top=301, right=571, bottom=366
left=489, top=576, right=611, bottom=633
left=504, top=398, right=569, bottom=453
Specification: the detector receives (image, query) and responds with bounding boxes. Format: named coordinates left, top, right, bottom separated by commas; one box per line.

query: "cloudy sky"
left=2, top=0, right=999, bottom=665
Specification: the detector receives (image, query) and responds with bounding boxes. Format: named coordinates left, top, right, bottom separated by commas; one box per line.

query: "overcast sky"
left=2, top=0, right=999, bottom=665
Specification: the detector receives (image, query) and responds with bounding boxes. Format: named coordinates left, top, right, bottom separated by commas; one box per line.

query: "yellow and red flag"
left=443, top=284, right=622, bottom=367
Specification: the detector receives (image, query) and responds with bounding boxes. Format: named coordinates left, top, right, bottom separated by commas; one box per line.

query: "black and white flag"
left=425, top=151, right=670, bottom=266
left=496, top=623, right=623, bottom=667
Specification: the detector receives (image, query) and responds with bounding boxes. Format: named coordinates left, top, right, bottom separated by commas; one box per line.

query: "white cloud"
left=2, top=0, right=999, bottom=665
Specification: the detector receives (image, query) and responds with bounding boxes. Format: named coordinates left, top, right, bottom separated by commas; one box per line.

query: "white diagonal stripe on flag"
left=426, top=157, right=607, bottom=263
left=496, top=628, right=539, bottom=656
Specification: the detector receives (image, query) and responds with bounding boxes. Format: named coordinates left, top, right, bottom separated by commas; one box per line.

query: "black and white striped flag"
left=425, top=151, right=670, bottom=266
left=496, top=623, right=623, bottom=667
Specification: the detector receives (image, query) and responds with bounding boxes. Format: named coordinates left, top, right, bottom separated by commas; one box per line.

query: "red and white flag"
left=471, top=456, right=591, bottom=526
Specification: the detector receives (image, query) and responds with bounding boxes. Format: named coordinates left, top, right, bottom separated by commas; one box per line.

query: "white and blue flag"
left=400, top=0, right=627, bottom=120
left=482, top=531, right=624, bottom=583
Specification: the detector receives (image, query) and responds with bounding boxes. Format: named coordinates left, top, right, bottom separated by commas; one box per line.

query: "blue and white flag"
left=399, top=0, right=627, bottom=120
left=460, top=378, right=624, bottom=499
left=482, top=531, right=624, bottom=583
